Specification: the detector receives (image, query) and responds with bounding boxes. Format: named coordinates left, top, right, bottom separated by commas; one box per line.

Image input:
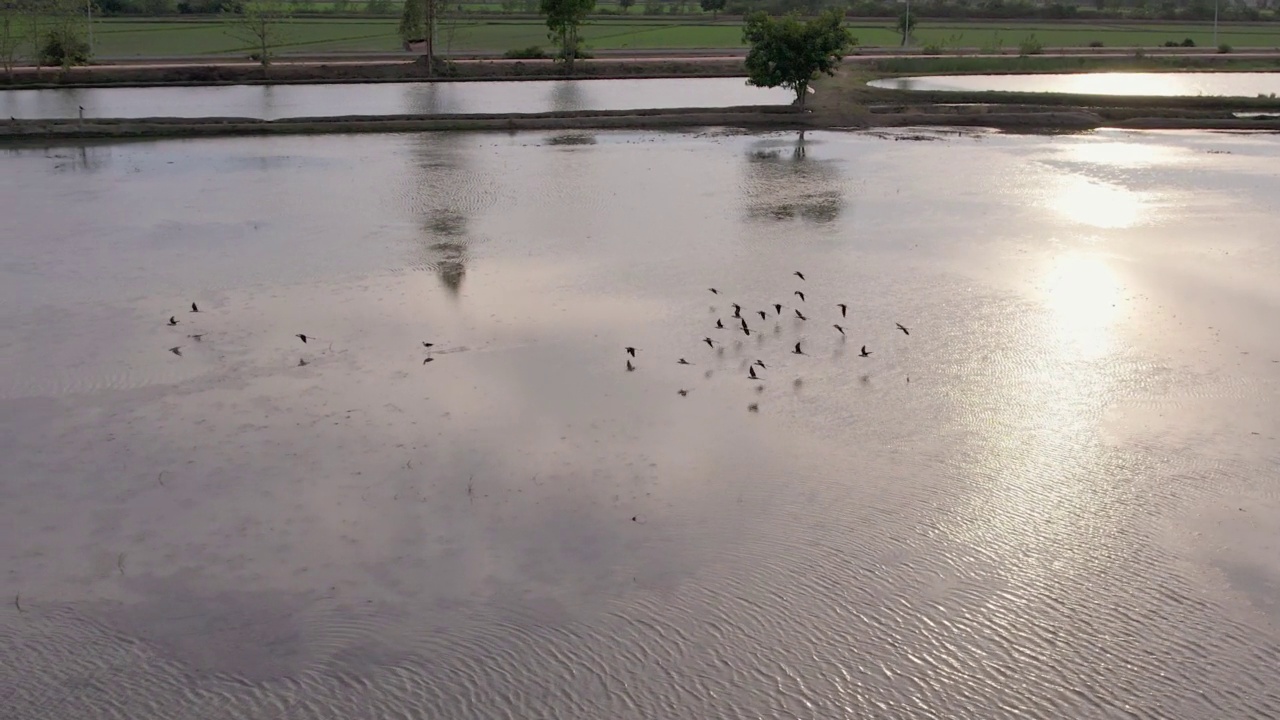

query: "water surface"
left=0, top=77, right=790, bottom=120
left=2, top=128, right=1280, bottom=718
left=871, top=71, right=1280, bottom=96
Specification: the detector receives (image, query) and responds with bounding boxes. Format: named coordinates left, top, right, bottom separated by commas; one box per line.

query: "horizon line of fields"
left=61, top=18, right=1280, bottom=57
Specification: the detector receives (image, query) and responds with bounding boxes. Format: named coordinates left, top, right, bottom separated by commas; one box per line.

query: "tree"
left=33, top=0, right=92, bottom=73
left=618, top=0, right=634, bottom=11
left=742, top=9, right=853, bottom=110
left=224, top=0, right=291, bottom=78
left=1, top=0, right=23, bottom=80
left=895, top=10, right=915, bottom=46
left=404, top=0, right=455, bottom=74
left=699, top=0, right=724, bottom=19
left=539, top=0, right=594, bottom=74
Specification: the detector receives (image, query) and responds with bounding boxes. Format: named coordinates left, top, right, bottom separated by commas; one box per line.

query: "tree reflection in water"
left=741, top=131, right=844, bottom=224
left=402, top=133, right=499, bottom=297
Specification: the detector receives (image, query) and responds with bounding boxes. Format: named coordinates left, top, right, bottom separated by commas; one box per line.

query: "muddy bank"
left=864, top=109, right=1280, bottom=131
left=0, top=105, right=809, bottom=142
left=1, top=58, right=747, bottom=90
left=5, top=104, right=1278, bottom=142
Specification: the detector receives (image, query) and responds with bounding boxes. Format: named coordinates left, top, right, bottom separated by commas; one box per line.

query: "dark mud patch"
left=0, top=105, right=810, bottom=142
left=2, top=58, right=748, bottom=90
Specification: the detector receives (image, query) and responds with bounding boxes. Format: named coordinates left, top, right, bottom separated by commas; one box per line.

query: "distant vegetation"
left=48, top=0, right=1280, bottom=22
left=1, top=0, right=93, bottom=74
left=5, top=0, right=1280, bottom=65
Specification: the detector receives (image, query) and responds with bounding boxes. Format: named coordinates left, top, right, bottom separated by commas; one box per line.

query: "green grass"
left=90, top=18, right=403, bottom=55
left=77, top=17, right=1280, bottom=58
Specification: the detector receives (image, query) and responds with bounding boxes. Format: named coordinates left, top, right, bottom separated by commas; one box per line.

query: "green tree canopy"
left=699, top=0, right=725, bottom=19
left=539, top=0, right=595, bottom=73
left=743, top=9, right=854, bottom=110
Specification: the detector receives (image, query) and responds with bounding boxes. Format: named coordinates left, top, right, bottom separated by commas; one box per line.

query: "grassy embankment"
left=72, top=18, right=1280, bottom=58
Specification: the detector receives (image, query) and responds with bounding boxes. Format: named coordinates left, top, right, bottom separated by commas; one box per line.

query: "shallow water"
left=870, top=71, right=1280, bottom=97
left=2, top=127, right=1280, bottom=718
left=0, top=77, right=791, bottom=120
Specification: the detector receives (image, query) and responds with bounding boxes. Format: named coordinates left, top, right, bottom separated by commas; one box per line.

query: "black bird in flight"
left=795, top=309, right=807, bottom=321
left=709, top=288, right=719, bottom=294
left=677, top=358, right=692, bottom=365
left=299, top=358, right=309, bottom=366
left=678, top=389, right=690, bottom=396
left=794, top=291, right=805, bottom=302
left=748, top=366, right=760, bottom=380
left=190, top=302, right=199, bottom=313
left=296, top=334, right=312, bottom=343
left=716, top=319, right=724, bottom=329
left=896, top=323, right=910, bottom=335
left=626, top=359, right=635, bottom=372
left=168, top=346, right=182, bottom=356
left=773, top=303, right=782, bottom=315
left=757, top=310, right=767, bottom=321
left=187, top=334, right=204, bottom=342
left=626, top=347, right=637, bottom=357
left=740, top=317, right=749, bottom=332
left=792, top=342, right=804, bottom=355
left=834, top=324, right=846, bottom=336
left=753, top=360, right=767, bottom=370
left=748, top=403, right=759, bottom=413
left=838, top=303, right=848, bottom=318
left=167, top=316, right=178, bottom=326
left=731, top=303, right=742, bottom=318
left=860, top=345, right=872, bottom=357
left=794, top=271, right=805, bottom=281
left=423, top=357, right=435, bottom=364
left=703, top=337, right=716, bottom=348
left=422, top=341, right=434, bottom=348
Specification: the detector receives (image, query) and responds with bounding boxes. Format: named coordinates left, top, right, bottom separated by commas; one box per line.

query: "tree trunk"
left=796, top=82, right=807, bottom=110
left=563, top=27, right=574, bottom=75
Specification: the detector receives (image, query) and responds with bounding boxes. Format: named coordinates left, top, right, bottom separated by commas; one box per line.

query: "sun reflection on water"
left=1058, top=72, right=1204, bottom=97
left=1050, top=175, right=1146, bottom=229
left=1043, top=252, right=1122, bottom=360
left=1060, top=138, right=1183, bottom=169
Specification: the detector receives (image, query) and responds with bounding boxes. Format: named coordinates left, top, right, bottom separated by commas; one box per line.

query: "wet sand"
left=2, top=129, right=1279, bottom=718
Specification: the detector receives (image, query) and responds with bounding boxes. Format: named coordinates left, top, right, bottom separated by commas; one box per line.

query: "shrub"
left=1217, top=43, right=1232, bottom=53
left=39, top=29, right=90, bottom=67
left=1163, top=40, right=1178, bottom=47
left=1181, top=37, right=1196, bottom=47
left=505, top=45, right=548, bottom=58
left=1017, top=34, right=1042, bottom=56
left=1088, top=40, right=1103, bottom=47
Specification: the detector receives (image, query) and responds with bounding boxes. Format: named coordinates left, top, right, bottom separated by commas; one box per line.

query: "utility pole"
left=1213, top=0, right=1219, bottom=47
left=426, top=0, right=436, bottom=77
left=903, top=0, right=910, bottom=48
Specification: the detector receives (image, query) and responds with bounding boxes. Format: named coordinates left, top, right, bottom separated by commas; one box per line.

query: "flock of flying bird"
left=624, top=271, right=911, bottom=407
left=161, top=271, right=908, bottom=396
left=162, top=302, right=399, bottom=366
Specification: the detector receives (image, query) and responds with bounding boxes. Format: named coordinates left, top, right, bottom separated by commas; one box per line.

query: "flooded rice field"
left=870, top=70, right=1280, bottom=97
left=2, top=127, right=1280, bottom=718
left=0, top=77, right=792, bottom=120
